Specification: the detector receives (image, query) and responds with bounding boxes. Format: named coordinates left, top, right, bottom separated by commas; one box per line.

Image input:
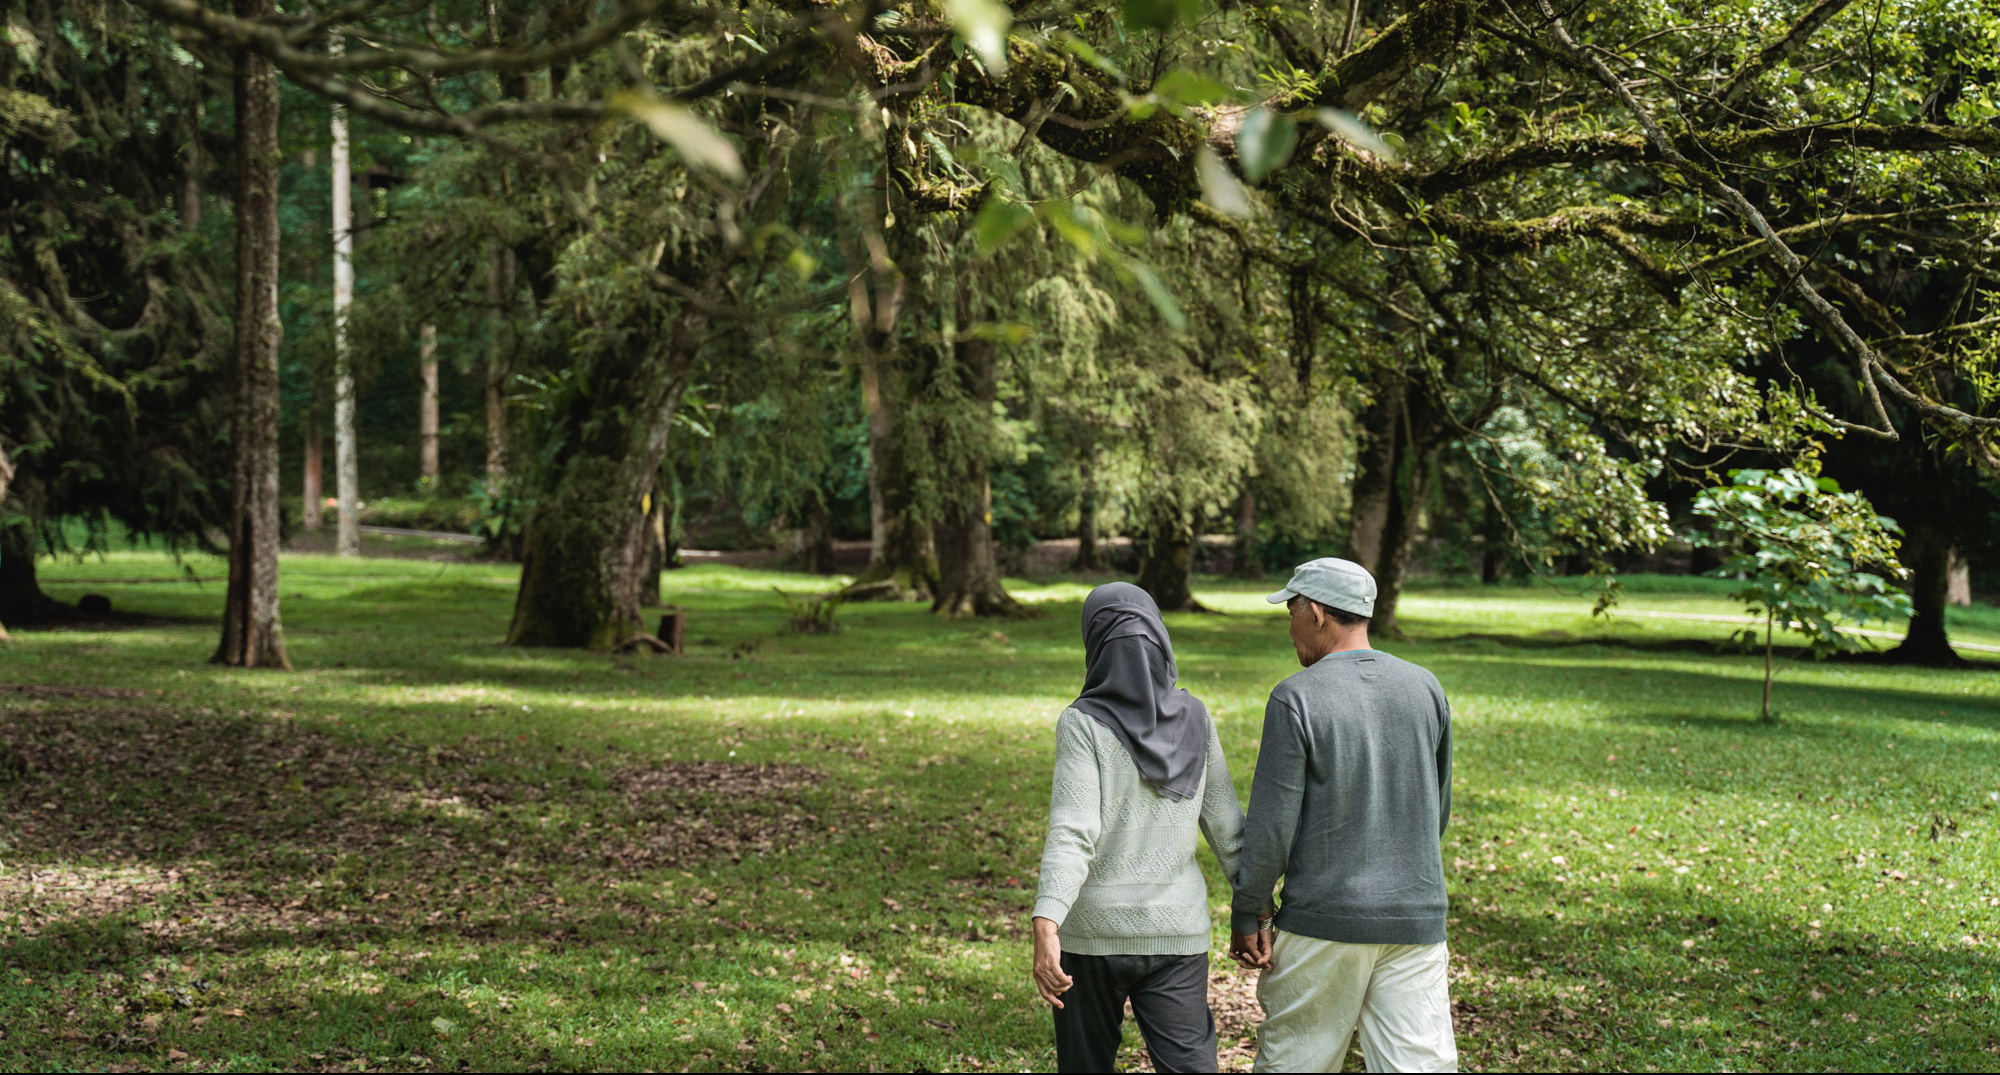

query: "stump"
left=656, top=610, right=686, bottom=655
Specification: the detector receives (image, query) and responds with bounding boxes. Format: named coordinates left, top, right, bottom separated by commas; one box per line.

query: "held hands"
left=1229, top=916, right=1275, bottom=969
left=1031, top=917, right=1074, bottom=1008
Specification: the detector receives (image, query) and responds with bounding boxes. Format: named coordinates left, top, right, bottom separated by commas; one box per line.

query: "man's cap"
left=1266, top=557, right=1377, bottom=618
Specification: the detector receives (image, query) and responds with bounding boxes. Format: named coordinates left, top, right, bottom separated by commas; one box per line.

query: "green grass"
left=3, top=556, right=1997, bottom=1072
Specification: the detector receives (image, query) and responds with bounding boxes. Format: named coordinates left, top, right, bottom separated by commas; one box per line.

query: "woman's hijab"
left=1069, top=582, right=1210, bottom=801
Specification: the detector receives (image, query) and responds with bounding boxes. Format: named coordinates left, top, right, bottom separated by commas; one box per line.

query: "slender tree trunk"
left=302, top=413, right=322, bottom=531
left=1230, top=488, right=1263, bottom=578
left=860, top=360, right=888, bottom=566
left=1946, top=546, right=1970, bottom=607
left=640, top=490, right=667, bottom=608
left=506, top=312, right=702, bottom=649
left=795, top=501, right=836, bottom=575
left=930, top=332, right=1021, bottom=618
left=1761, top=608, right=1774, bottom=722
left=1369, top=444, right=1437, bottom=640
left=0, top=446, right=11, bottom=638
left=180, top=107, right=202, bottom=231
left=330, top=53, right=360, bottom=559
left=1345, top=376, right=1402, bottom=574
left=484, top=245, right=513, bottom=487
left=1888, top=526, right=1962, bottom=665
left=1073, top=448, right=1103, bottom=571
left=213, top=7, right=290, bottom=669
left=1137, top=517, right=1203, bottom=613
left=419, top=323, right=440, bottom=486
left=1479, top=492, right=1504, bottom=584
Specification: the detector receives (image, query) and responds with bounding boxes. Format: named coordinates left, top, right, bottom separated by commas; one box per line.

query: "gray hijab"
left=1070, top=582, right=1210, bottom=801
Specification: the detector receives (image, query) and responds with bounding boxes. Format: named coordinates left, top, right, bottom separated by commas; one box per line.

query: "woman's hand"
left=1031, top=917, right=1073, bottom=1008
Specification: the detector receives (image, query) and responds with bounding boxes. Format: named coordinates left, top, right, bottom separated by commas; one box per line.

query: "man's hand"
left=1229, top=917, right=1275, bottom=969
left=1031, top=917, right=1073, bottom=1008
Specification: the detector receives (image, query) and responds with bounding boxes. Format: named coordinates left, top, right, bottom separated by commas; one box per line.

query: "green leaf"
left=1152, top=69, right=1229, bottom=106
left=1124, top=260, right=1186, bottom=331
left=973, top=199, right=1034, bottom=254
left=943, top=0, right=1013, bottom=74
left=1195, top=145, right=1250, bottom=217
left=1315, top=108, right=1397, bottom=162
left=1236, top=107, right=1297, bottom=182
left=607, top=91, right=744, bottom=181
left=1041, top=201, right=1098, bottom=260
left=1057, top=33, right=1126, bottom=79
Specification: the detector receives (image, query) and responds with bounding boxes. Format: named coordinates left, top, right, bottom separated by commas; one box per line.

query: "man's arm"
left=1231, top=693, right=1307, bottom=935
left=1435, top=686, right=1453, bottom=837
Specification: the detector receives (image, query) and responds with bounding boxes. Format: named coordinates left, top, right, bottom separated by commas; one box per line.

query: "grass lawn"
left=3, top=553, right=1998, bottom=1072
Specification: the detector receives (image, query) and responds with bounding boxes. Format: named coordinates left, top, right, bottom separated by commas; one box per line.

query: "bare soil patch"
left=0, top=706, right=828, bottom=943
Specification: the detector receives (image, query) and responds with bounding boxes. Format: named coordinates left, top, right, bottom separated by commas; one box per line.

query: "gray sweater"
left=1034, top=707, right=1245, bottom=956
left=1230, top=649, right=1452, bottom=944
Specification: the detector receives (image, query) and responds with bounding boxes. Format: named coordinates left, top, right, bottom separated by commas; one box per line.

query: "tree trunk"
left=1888, top=525, right=1961, bottom=665
left=1137, top=518, right=1204, bottom=613
left=1345, top=376, right=1402, bottom=575
left=213, top=9, right=290, bottom=670
left=484, top=245, right=513, bottom=487
left=418, top=322, right=440, bottom=486
left=330, top=57, right=360, bottom=559
left=0, top=446, right=11, bottom=638
left=506, top=313, right=701, bottom=649
left=1369, top=444, right=1437, bottom=641
left=795, top=501, right=836, bottom=575
left=1479, top=492, right=1504, bottom=584
left=860, top=359, right=888, bottom=566
left=1073, top=445, right=1103, bottom=572
left=0, top=523, right=66, bottom=626
left=640, top=489, right=667, bottom=608
left=1230, top=488, right=1263, bottom=578
left=1946, top=546, right=1971, bottom=607
left=930, top=334, right=1021, bottom=618
left=302, top=412, right=322, bottom=531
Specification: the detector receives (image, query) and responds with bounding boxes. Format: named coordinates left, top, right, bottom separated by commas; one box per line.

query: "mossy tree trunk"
left=1137, top=518, right=1205, bottom=613
left=1073, top=446, right=1104, bottom=571
left=1230, top=488, right=1263, bottom=578
left=505, top=312, right=702, bottom=649
left=213, top=9, right=290, bottom=670
left=930, top=334, right=1021, bottom=618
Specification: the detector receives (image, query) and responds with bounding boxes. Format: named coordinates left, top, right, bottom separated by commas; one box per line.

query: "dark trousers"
left=1052, top=951, right=1218, bottom=1074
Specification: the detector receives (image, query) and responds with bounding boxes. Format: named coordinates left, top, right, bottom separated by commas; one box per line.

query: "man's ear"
left=1309, top=601, right=1326, bottom=629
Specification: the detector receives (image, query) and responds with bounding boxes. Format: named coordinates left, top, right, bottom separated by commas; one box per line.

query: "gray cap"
left=1266, top=557, right=1377, bottom=617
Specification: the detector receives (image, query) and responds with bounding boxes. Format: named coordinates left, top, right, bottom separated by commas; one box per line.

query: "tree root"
left=614, top=633, right=675, bottom=654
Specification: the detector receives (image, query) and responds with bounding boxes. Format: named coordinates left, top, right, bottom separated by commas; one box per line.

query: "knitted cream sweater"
left=1032, top=706, right=1245, bottom=956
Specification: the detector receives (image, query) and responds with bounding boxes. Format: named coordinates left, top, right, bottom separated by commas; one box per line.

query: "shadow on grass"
left=0, top=702, right=1045, bottom=1071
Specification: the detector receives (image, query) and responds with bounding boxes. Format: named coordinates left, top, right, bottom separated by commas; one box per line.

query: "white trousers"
left=1252, top=932, right=1458, bottom=1073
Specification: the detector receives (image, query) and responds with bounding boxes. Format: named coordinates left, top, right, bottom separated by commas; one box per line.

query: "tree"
left=328, top=32, right=360, bottom=557
left=1, top=0, right=234, bottom=629
left=213, top=0, right=291, bottom=668
left=127, top=0, right=2000, bottom=647
left=1694, top=468, right=1912, bottom=722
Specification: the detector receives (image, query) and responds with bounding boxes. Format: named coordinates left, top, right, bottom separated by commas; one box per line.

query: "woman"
left=1031, top=582, right=1244, bottom=1073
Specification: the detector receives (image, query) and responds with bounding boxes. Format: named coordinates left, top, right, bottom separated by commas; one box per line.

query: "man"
left=1230, top=557, right=1457, bottom=1072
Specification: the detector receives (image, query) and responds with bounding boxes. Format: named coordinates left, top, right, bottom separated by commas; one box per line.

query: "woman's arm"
left=1197, top=721, right=1246, bottom=888
left=1032, top=709, right=1102, bottom=929
left=1031, top=709, right=1101, bottom=1006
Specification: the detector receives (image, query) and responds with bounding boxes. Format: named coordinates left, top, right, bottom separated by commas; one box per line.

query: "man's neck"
left=1305, top=629, right=1371, bottom=663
